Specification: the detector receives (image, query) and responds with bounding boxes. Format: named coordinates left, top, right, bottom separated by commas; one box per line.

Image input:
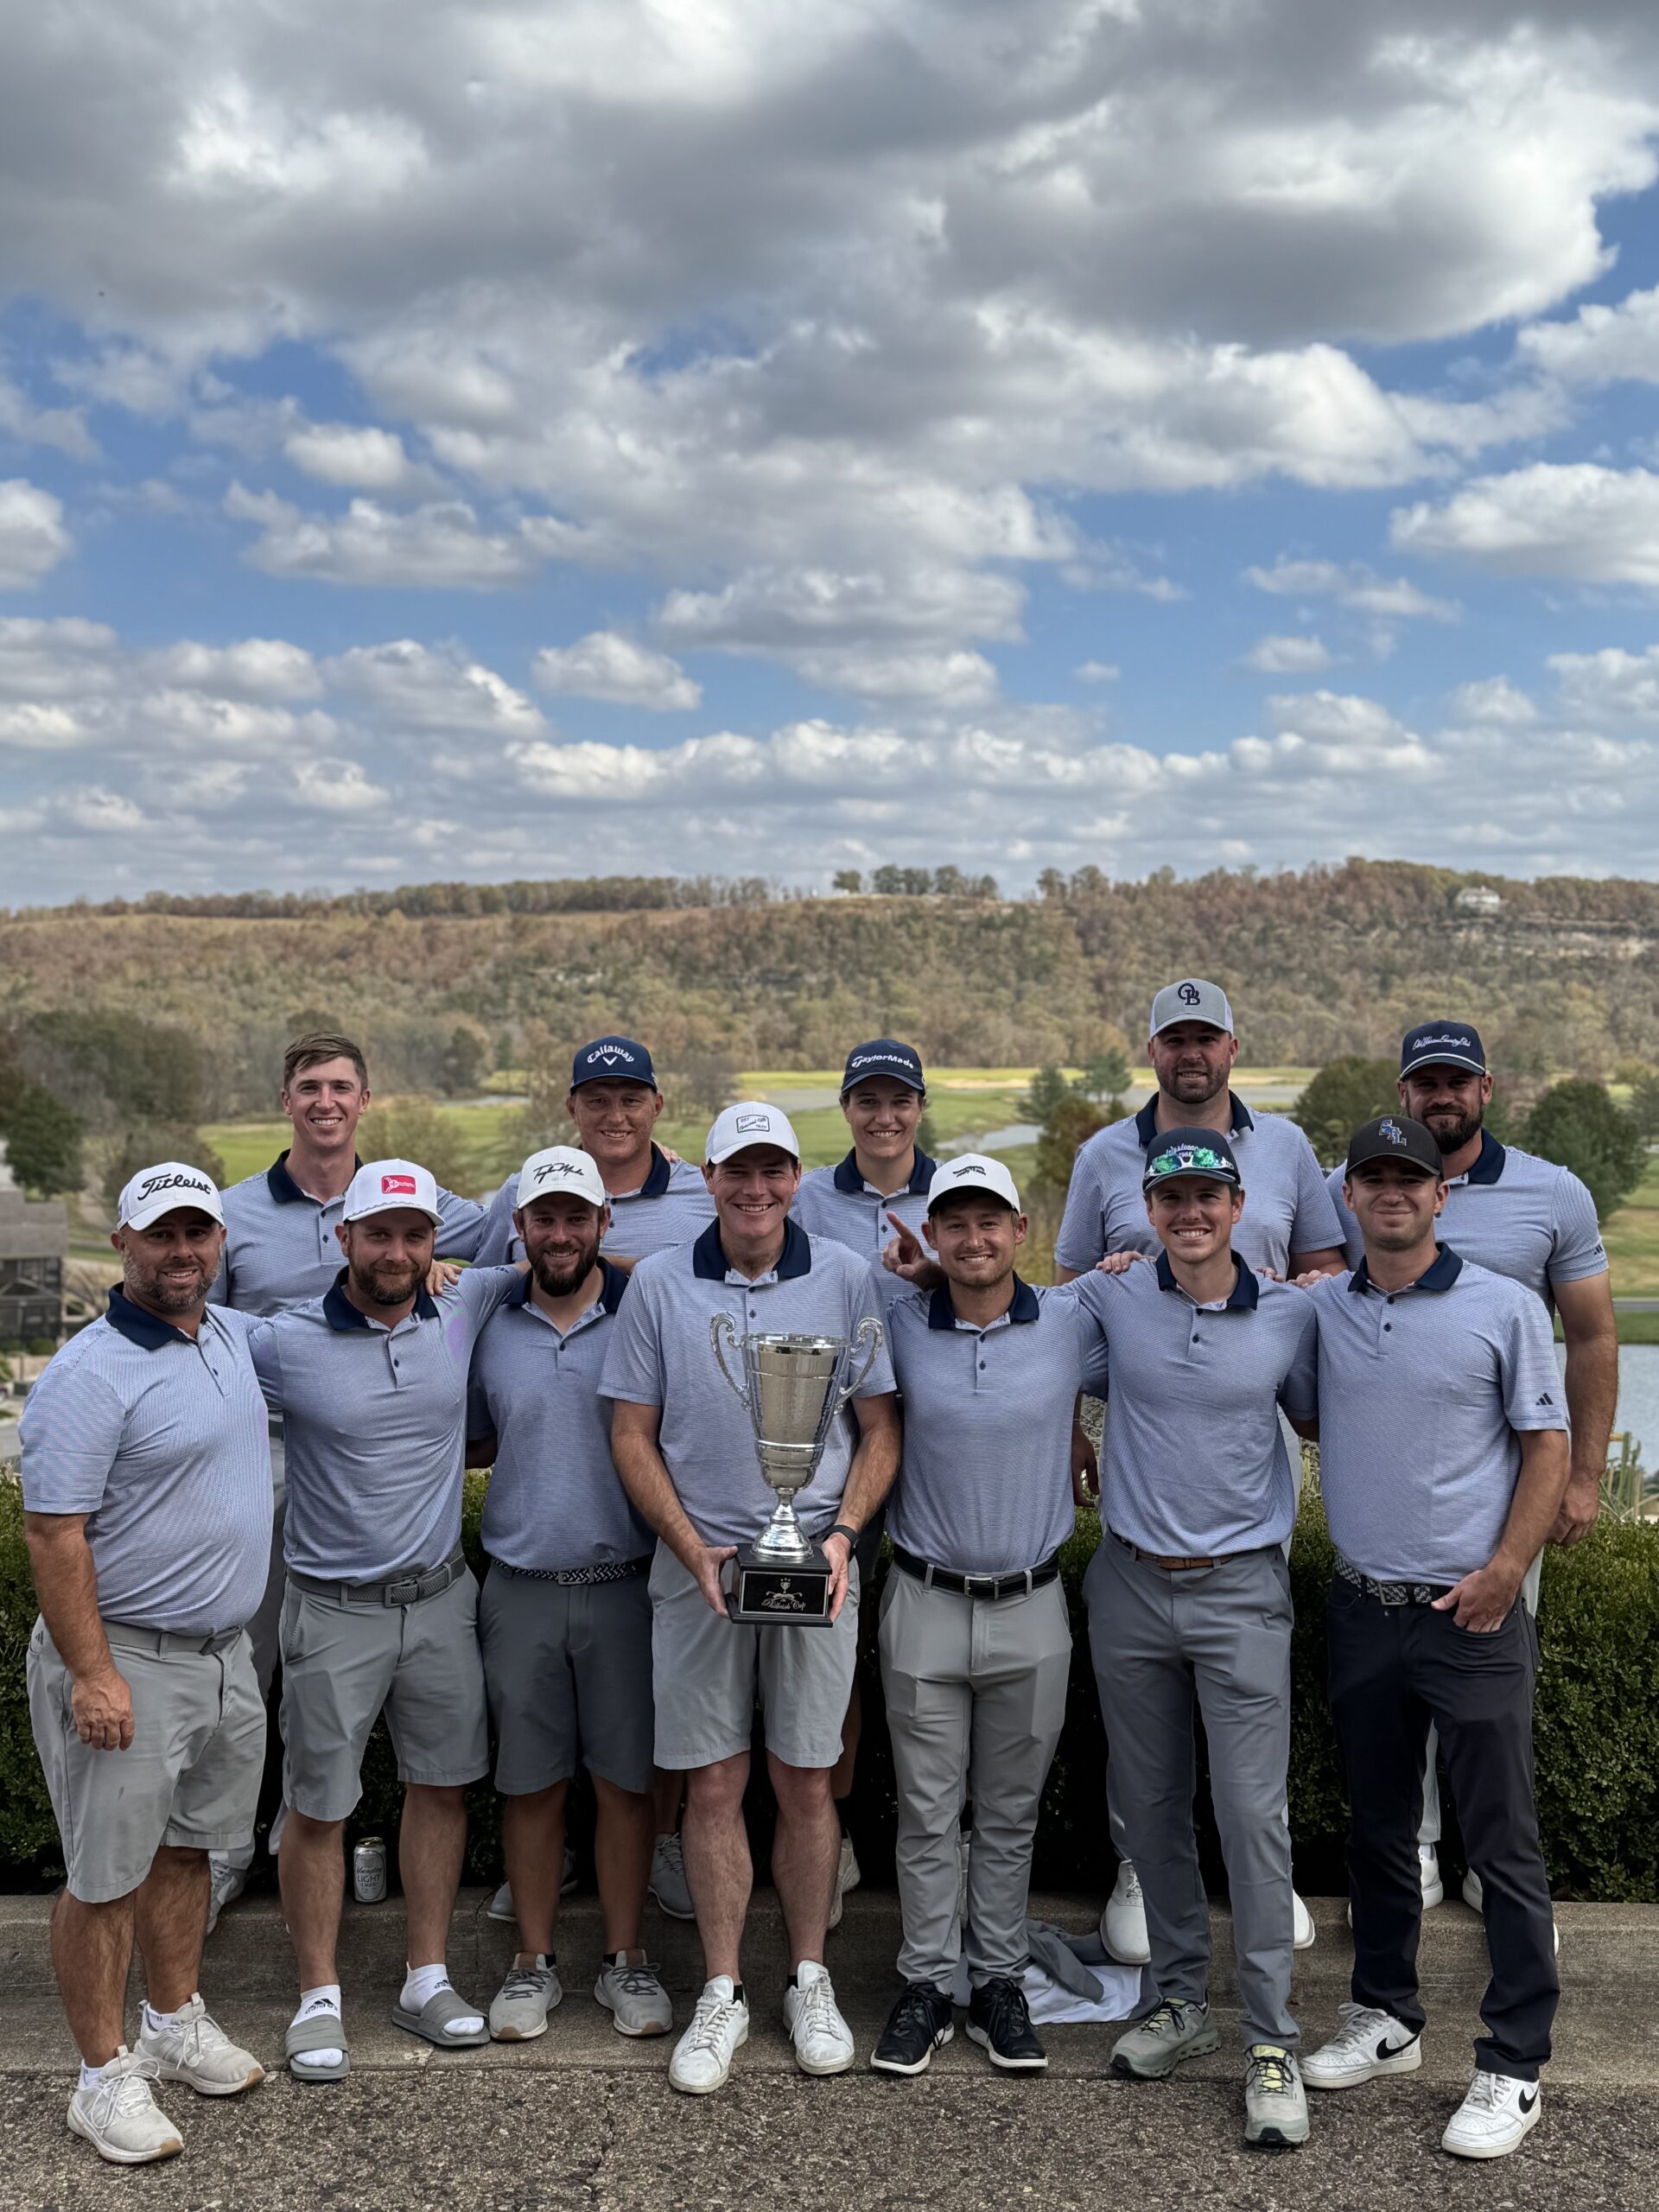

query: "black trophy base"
left=726, top=1541, right=834, bottom=1624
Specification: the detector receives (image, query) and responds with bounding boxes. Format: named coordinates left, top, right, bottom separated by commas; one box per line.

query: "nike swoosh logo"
left=1519, top=2088, right=1538, bottom=2113
left=1375, top=2034, right=1416, bottom=2060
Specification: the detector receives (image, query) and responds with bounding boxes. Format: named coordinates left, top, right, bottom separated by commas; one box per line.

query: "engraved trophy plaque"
left=710, top=1315, right=881, bottom=1624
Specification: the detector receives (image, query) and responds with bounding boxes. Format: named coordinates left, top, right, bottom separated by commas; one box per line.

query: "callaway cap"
left=1345, top=1116, right=1442, bottom=1179
left=840, top=1039, right=926, bottom=1095
left=1149, top=979, right=1236, bottom=1039
left=926, top=1153, right=1022, bottom=1213
left=1400, top=1021, right=1486, bottom=1080
left=341, top=1158, right=444, bottom=1225
left=117, top=1162, right=224, bottom=1232
left=706, top=1102, right=802, bottom=1166
left=570, top=1035, right=658, bottom=1090
left=515, top=1146, right=607, bottom=1211
left=1141, top=1127, right=1243, bottom=1192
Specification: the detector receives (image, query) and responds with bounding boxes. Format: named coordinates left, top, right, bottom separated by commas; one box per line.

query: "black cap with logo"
left=1345, top=1115, right=1443, bottom=1179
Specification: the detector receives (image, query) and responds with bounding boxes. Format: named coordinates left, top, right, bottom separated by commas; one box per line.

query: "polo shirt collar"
left=322, top=1267, right=439, bottom=1332
left=1459, top=1131, right=1506, bottom=1185
left=926, top=1274, right=1040, bottom=1330
left=1154, top=1249, right=1260, bottom=1310
left=506, top=1259, right=628, bottom=1316
left=1133, top=1094, right=1255, bottom=1146
left=105, top=1285, right=198, bottom=1350
left=266, top=1149, right=362, bottom=1207
left=634, top=1145, right=672, bottom=1199
left=1346, top=1243, right=1465, bottom=1296
left=830, top=1145, right=938, bottom=1197
left=691, top=1216, right=812, bottom=1281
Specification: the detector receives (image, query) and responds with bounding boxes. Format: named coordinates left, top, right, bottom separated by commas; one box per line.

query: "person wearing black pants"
left=1296, top=1116, right=1570, bottom=2162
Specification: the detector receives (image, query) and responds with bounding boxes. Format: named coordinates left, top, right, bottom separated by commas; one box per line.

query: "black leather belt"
left=493, top=1556, right=649, bottom=1586
left=289, top=1548, right=467, bottom=1607
left=1333, top=1553, right=1454, bottom=1607
left=892, top=1543, right=1060, bottom=1601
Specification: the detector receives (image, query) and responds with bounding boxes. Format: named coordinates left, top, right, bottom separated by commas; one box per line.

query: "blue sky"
left=6, top=2, right=1659, bottom=903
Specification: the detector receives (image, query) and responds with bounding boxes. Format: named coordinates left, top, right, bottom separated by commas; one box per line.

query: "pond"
left=1583, top=1339, right=1659, bottom=1478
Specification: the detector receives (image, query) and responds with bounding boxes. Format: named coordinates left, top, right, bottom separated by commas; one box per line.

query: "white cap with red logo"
left=342, top=1158, right=444, bottom=1226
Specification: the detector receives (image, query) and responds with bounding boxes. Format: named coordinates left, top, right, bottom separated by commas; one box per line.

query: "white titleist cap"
left=926, top=1153, right=1022, bottom=1214
left=516, top=1146, right=607, bottom=1211
left=117, top=1162, right=224, bottom=1232
left=341, top=1158, right=443, bottom=1226
left=1149, top=978, right=1236, bottom=1039
left=706, top=1102, right=802, bottom=1166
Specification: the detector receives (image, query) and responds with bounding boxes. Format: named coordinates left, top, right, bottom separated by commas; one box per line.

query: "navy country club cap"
left=570, top=1036, right=658, bottom=1090
left=1141, top=1126, right=1243, bottom=1192
left=841, top=1039, right=926, bottom=1095
left=1345, top=1115, right=1442, bottom=1179
left=1400, top=1021, right=1486, bottom=1080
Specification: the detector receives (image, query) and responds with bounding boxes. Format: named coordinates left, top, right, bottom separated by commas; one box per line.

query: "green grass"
left=1603, top=1154, right=1659, bottom=1299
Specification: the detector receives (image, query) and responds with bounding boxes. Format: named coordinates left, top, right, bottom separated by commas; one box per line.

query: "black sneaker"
left=870, top=1982, right=955, bottom=2075
left=966, top=1978, right=1047, bottom=2071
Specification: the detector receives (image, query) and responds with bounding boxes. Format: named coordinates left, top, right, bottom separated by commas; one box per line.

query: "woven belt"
left=892, top=1543, right=1059, bottom=1602
left=289, top=1548, right=467, bottom=1607
left=1333, top=1553, right=1454, bottom=1608
left=102, top=1619, right=246, bottom=1657
left=493, top=1556, right=649, bottom=1586
left=1111, top=1529, right=1256, bottom=1573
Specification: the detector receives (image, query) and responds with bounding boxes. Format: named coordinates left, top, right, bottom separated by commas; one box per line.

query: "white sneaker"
left=1293, top=1891, right=1316, bottom=1950
left=205, top=1860, right=246, bottom=1937
left=669, top=1976, right=749, bottom=2094
left=489, top=1956, right=563, bottom=2041
left=67, top=2050, right=184, bottom=2165
left=1441, top=2068, right=1541, bottom=2159
left=1460, top=1869, right=1560, bottom=1954
left=1102, top=1860, right=1151, bottom=1966
left=594, top=1953, right=673, bottom=2037
left=137, top=1996, right=263, bottom=2095
left=1244, top=2044, right=1309, bottom=2148
left=1420, top=1844, right=1445, bottom=1910
left=784, top=1961, right=855, bottom=2076
left=827, top=1832, right=861, bottom=1930
left=1302, top=2003, right=1423, bottom=2090
left=650, top=1832, right=696, bottom=1921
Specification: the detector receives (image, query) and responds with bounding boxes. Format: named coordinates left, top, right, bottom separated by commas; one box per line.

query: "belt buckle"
left=383, top=1574, right=420, bottom=1606
left=963, top=1572, right=994, bottom=1599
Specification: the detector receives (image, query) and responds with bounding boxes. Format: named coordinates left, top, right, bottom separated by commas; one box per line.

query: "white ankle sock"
left=291, top=1985, right=343, bottom=2071
left=142, top=1997, right=192, bottom=2036
left=79, top=2054, right=121, bottom=2089
left=401, top=1962, right=454, bottom=2012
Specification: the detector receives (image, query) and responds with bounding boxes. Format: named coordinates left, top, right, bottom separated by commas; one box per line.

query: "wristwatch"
left=827, top=1522, right=861, bottom=1554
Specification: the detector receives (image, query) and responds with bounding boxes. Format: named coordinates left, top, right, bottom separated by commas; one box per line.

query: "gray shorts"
left=480, top=1561, right=655, bottom=1796
left=649, top=1543, right=859, bottom=1771
left=279, top=1569, right=489, bottom=1821
left=28, top=1618, right=264, bottom=1905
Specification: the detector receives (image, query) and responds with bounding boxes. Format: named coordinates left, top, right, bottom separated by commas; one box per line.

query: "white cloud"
left=0, top=372, right=97, bottom=460
left=1547, top=646, right=1659, bottom=723
left=531, top=632, right=701, bottom=711
left=1517, top=283, right=1659, bottom=386
left=145, top=638, right=321, bottom=698
left=788, top=647, right=1000, bottom=707
left=1244, top=556, right=1459, bottom=621
left=290, top=759, right=391, bottom=812
left=283, top=423, right=434, bottom=494
left=658, top=563, right=1027, bottom=651
left=224, top=483, right=588, bottom=587
left=324, top=639, right=545, bottom=733
left=1243, top=633, right=1332, bottom=674
left=57, top=785, right=148, bottom=835
left=1391, top=463, right=1659, bottom=588
left=0, top=480, right=73, bottom=588
left=0, top=702, right=88, bottom=751
left=0, top=616, right=120, bottom=697
left=1076, top=660, right=1119, bottom=683
left=1448, top=677, right=1539, bottom=727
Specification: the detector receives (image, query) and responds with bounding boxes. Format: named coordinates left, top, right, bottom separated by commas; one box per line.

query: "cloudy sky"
left=6, top=2, right=1659, bottom=903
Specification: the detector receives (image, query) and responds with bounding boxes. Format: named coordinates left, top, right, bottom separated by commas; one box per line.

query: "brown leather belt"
left=1111, top=1529, right=1255, bottom=1573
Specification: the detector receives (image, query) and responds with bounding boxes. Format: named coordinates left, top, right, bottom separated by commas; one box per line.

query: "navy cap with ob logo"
left=840, top=1039, right=926, bottom=1095
left=1345, top=1115, right=1443, bottom=1179
left=570, top=1035, right=658, bottom=1091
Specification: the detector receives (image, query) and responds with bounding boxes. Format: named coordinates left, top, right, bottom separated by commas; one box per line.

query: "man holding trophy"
left=603, top=1103, right=899, bottom=2095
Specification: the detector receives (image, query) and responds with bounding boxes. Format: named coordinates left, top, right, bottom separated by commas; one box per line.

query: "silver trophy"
left=710, top=1315, right=881, bottom=1623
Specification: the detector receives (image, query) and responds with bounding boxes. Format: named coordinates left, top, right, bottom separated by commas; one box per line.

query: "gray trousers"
left=880, top=1569, right=1071, bottom=1990
left=1086, top=1535, right=1299, bottom=2049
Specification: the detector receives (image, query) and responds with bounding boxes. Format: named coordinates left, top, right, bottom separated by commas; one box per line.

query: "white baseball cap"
left=925, top=1153, right=1022, bottom=1214
left=515, top=1146, right=607, bottom=1211
left=117, top=1161, right=224, bottom=1232
left=705, top=1102, right=802, bottom=1166
left=342, top=1158, right=443, bottom=1226
left=1149, top=978, right=1236, bottom=1039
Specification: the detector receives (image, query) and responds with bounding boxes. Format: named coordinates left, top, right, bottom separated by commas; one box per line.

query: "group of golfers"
left=19, top=985, right=1612, bottom=2169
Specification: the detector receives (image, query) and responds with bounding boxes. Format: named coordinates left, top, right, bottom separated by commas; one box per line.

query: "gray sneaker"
left=650, top=1833, right=695, bottom=1920
left=1244, top=2044, right=1309, bottom=2148
left=594, top=1952, right=673, bottom=2037
left=488, top=1956, right=563, bottom=2041
left=1110, top=1999, right=1221, bottom=2081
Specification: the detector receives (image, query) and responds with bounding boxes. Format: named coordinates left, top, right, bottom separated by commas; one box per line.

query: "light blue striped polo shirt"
left=1303, top=1248, right=1567, bottom=1586
left=467, top=1262, right=652, bottom=1571
left=1055, top=1096, right=1344, bottom=1279
left=1068, top=1255, right=1319, bottom=1557
left=599, top=1217, right=896, bottom=1550
left=249, top=1263, right=521, bottom=1581
left=884, top=1277, right=1110, bottom=1575
left=471, top=1146, right=715, bottom=1266
left=21, top=1292, right=274, bottom=1635
left=1324, top=1134, right=1607, bottom=1311
left=209, top=1150, right=490, bottom=1317
left=792, top=1148, right=937, bottom=1300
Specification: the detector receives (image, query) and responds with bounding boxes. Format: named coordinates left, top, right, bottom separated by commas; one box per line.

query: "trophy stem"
left=751, top=1491, right=814, bottom=1560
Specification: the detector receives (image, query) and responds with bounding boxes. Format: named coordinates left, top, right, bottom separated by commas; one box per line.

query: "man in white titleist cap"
left=22, top=1166, right=270, bottom=2164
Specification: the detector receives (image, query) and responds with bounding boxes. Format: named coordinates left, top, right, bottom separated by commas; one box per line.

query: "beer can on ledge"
left=353, top=1836, right=388, bottom=1904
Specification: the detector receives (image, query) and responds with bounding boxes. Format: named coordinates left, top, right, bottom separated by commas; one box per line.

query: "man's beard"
left=1420, top=1101, right=1484, bottom=1156
left=352, top=1257, right=423, bottom=1307
left=129, top=1261, right=211, bottom=1313
left=531, top=1244, right=599, bottom=1298
left=1166, top=1064, right=1226, bottom=1105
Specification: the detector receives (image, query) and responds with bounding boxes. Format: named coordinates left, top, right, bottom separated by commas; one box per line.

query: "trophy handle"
left=836, top=1313, right=883, bottom=1407
left=710, top=1313, right=749, bottom=1406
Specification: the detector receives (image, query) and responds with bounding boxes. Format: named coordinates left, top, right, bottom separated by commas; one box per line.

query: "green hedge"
left=3, top=1468, right=1656, bottom=1897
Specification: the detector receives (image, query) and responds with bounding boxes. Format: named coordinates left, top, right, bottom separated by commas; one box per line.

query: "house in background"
left=0, top=1141, right=67, bottom=1348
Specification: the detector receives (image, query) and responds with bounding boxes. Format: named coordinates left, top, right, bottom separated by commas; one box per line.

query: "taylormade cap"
left=117, top=1162, right=224, bottom=1232
left=1149, top=978, right=1235, bottom=1039
left=1345, top=1116, right=1442, bottom=1179
left=926, top=1153, right=1021, bottom=1214
left=341, top=1158, right=444, bottom=1225
left=706, top=1102, right=802, bottom=1166
left=515, top=1146, right=607, bottom=1211
left=1141, top=1127, right=1243, bottom=1192
left=840, top=1039, right=926, bottom=1095
left=1399, top=1021, right=1487, bottom=1080
left=570, top=1035, right=658, bottom=1090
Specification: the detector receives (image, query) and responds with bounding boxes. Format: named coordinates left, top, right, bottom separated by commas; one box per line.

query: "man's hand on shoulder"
left=1092, top=1250, right=1150, bottom=1278
left=425, top=1260, right=464, bottom=1297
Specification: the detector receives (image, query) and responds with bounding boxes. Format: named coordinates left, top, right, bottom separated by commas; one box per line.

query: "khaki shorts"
left=28, top=1618, right=264, bottom=1905
left=648, top=1544, right=859, bottom=1771
left=480, top=1562, right=655, bottom=1796
left=279, top=1569, right=489, bottom=1821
